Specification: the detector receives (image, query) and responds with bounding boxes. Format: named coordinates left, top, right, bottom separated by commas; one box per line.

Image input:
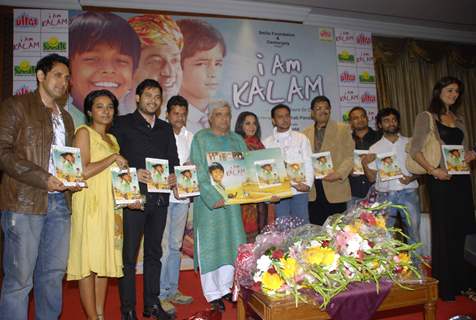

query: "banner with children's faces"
left=63, top=11, right=341, bottom=134
left=13, top=9, right=377, bottom=135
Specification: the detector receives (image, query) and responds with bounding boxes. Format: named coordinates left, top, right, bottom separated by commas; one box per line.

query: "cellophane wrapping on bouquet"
left=234, top=199, right=424, bottom=310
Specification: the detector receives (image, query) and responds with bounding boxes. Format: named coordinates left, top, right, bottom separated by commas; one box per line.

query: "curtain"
left=374, top=36, right=476, bottom=209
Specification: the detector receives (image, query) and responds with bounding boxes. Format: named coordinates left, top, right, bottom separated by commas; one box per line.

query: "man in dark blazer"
left=110, top=79, right=179, bottom=320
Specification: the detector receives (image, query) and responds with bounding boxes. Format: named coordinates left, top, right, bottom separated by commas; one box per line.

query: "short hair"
left=136, top=79, right=163, bottom=97
left=449, top=149, right=460, bottom=156
left=177, top=19, right=226, bottom=65
left=152, top=163, right=164, bottom=169
left=60, top=152, right=74, bottom=159
left=376, top=107, right=400, bottom=126
left=234, top=111, right=262, bottom=139
left=310, top=96, right=331, bottom=109
left=348, top=106, right=367, bottom=119
left=208, top=100, right=231, bottom=119
left=209, top=162, right=224, bottom=173
left=35, top=53, right=69, bottom=84
left=181, top=169, right=192, bottom=177
left=166, top=95, right=188, bottom=113
left=128, top=14, right=183, bottom=50
left=83, top=90, right=119, bottom=124
left=69, top=12, right=140, bottom=70
left=271, top=104, right=290, bottom=118
left=429, top=76, right=464, bottom=116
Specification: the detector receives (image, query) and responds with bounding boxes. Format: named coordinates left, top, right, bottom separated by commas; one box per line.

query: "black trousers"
left=119, top=203, right=167, bottom=313
left=308, top=180, right=347, bottom=225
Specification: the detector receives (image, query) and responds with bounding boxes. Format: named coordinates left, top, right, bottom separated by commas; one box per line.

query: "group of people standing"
left=0, top=51, right=475, bottom=320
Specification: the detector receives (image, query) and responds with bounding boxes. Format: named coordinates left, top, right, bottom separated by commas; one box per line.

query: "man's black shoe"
left=222, top=293, right=234, bottom=302
left=210, top=298, right=225, bottom=312
left=121, top=310, right=137, bottom=320
left=143, top=304, right=173, bottom=320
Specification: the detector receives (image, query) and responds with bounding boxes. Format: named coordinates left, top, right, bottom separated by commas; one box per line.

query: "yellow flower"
left=345, top=224, right=358, bottom=234
left=304, top=247, right=336, bottom=266
left=261, top=271, right=284, bottom=291
left=280, top=257, right=297, bottom=278
left=398, top=253, right=410, bottom=264
left=375, top=216, right=386, bottom=228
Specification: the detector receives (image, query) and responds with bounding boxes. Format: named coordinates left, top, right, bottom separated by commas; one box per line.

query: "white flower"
left=310, top=240, right=320, bottom=247
left=346, top=234, right=364, bottom=256
left=360, top=240, right=371, bottom=252
left=253, top=271, right=263, bottom=283
left=325, top=253, right=340, bottom=272
left=256, top=255, right=272, bottom=272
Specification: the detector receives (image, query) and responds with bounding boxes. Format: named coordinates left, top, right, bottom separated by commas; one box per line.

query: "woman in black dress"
left=410, top=76, right=476, bottom=300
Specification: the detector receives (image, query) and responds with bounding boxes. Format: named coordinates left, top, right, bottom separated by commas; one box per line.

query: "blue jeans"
left=0, top=193, right=70, bottom=320
left=159, top=202, right=190, bottom=299
left=377, top=189, right=422, bottom=257
left=275, top=193, right=309, bottom=224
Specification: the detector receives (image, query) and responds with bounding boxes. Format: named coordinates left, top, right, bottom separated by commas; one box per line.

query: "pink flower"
left=335, top=231, right=351, bottom=251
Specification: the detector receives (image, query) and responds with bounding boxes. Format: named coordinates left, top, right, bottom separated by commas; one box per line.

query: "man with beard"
left=362, top=108, right=422, bottom=258
left=110, top=79, right=179, bottom=320
left=348, top=106, right=381, bottom=207
left=0, top=54, right=78, bottom=319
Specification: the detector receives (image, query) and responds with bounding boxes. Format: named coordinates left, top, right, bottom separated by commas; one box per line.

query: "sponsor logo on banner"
left=337, top=47, right=356, bottom=65
left=319, top=27, right=333, bottom=41
left=356, top=48, right=374, bottom=66
left=14, top=59, right=35, bottom=76
left=13, top=56, right=40, bottom=81
left=355, top=32, right=372, bottom=48
left=13, top=81, right=36, bottom=96
left=359, top=88, right=377, bottom=107
left=339, top=87, right=360, bottom=107
left=42, top=33, right=68, bottom=53
left=41, top=10, right=69, bottom=32
left=335, top=29, right=355, bottom=46
left=14, top=9, right=41, bottom=32
left=337, top=67, right=357, bottom=86
left=358, top=68, right=375, bottom=85
left=13, top=34, right=41, bottom=55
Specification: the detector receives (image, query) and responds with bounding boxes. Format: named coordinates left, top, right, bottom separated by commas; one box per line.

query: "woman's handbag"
left=405, top=112, right=441, bottom=174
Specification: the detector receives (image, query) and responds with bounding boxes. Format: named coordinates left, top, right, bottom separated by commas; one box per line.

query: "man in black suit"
left=110, top=79, right=179, bottom=320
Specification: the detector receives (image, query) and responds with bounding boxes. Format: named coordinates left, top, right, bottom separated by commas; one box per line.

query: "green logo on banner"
left=14, top=60, right=35, bottom=76
left=43, top=36, right=66, bottom=51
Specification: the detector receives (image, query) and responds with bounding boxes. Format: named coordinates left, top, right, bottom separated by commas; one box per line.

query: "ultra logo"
left=15, top=85, right=32, bottom=96
left=15, top=13, right=39, bottom=27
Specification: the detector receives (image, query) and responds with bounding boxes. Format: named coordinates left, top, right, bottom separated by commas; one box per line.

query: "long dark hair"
left=234, top=111, right=261, bottom=139
left=83, top=89, right=119, bottom=124
left=428, top=76, right=464, bottom=116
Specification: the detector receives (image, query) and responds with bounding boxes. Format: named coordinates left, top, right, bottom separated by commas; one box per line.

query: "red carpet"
left=27, top=271, right=476, bottom=319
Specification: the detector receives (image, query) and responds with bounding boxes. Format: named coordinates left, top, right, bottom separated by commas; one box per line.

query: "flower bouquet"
left=235, top=200, right=423, bottom=310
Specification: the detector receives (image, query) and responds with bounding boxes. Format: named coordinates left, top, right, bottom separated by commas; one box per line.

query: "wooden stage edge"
left=237, top=277, right=438, bottom=320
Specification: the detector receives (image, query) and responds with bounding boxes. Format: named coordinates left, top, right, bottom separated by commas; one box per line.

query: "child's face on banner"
left=71, top=44, right=134, bottom=110
left=181, top=44, right=224, bottom=100
left=134, top=41, right=182, bottom=101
